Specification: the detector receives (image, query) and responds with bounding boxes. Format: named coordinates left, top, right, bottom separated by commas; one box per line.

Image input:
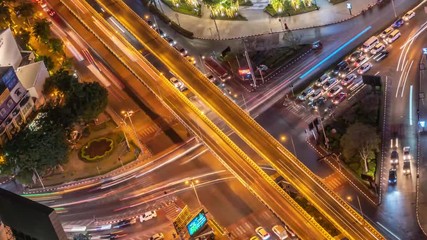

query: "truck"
left=203, top=57, right=232, bottom=82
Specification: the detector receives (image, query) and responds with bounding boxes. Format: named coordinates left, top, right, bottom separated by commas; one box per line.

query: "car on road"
left=403, top=161, right=411, bottom=175
left=150, top=233, right=164, bottom=240
left=185, top=55, right=196, bottom=65
left=255, top=227, right=270, bottom=240
left=47, top=9, right=56, bottom=16
left=357, top=62, right=373, bottom=74
left=323, top=78, right=339, bottom=91
left=308, top=96, right=326, bottom=110
left=249, top=236, right=260, bottom=240
left=386, top=29, right=401, bottom=43
left=154, top=28, right=167, bottom=38
left=328, top=85, right=343, bottom=98
left=380, top=26, right=394, bottom=39
left=164, top=36, right=176, bottom=46
left=140, top=210, right=157, bottom=223
left=341, top=73, right=357, bottom=86
left=392, top=18, right=404, bottom=28
left=272, top=225, right=288, bottom=239
left=332, top=92, right=347, bottom=104
left=205, top=73, right=217, bottom=83
left=372, top=50, right=389, bottom=62
left=298, top=87, right=314, bottom=101
left=308, top=88, right=323, bottom=101
left=113, top=219, right=136, bottom=229
left=333, top=61, right=350, bottom=77
left=403, top=146, right=410, bottom=160
left=348, top=50, right=364, bottom=62
left=170, top=77, right=186, bottom=91
left=370, top=43, right=385, bottom=55
left=315, top=73, right=331, bottom=87
left=390, top=150, right=399, bottom=164
left=388, top=168, right=397, bottom=184
left=403, top=11, right=415, bottom=21
left=354, top=54, right=368, bottom=67
left=174, top=44, right=188, bottom=56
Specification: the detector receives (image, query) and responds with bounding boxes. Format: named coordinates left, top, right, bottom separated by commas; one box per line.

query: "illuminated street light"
left=279, top=134, right=297, bottom=158
left=121, top=110, right=143, bottom=152
left=185, top=179, right=202, bottom=208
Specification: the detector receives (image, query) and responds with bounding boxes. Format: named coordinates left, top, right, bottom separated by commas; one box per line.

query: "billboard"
left=1, top=67, right=18, bottom=90
left=186, top=210, right=207, bottom=236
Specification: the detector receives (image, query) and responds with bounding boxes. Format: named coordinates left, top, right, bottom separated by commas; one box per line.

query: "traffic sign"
left=423, top=48, right=427, bottom=55
left=347, top=2, right=352, bottom=9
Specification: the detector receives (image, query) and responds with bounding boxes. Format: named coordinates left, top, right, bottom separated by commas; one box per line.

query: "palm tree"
left=0, top=3, right=11, bottom=28
left=32, top=19, right=51, bottom=43
left=14, top=2, right=35, bottom=25
left=48, top=38, right=64, bottom=54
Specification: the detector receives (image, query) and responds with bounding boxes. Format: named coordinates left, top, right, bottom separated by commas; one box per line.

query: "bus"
left=203, top=57, right=232, bottom=82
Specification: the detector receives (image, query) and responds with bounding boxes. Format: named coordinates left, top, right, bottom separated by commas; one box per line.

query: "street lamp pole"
left=122, top=110, right=143, bottom=152
left=357, top=195, right=364, bottom=221
left=33, top=168, right=45, bottom=189
left=213, top=18, right=221, bottom=40
left=391, top=0, right=397, bottom=18
left=186, top=179, right=202, bottom=208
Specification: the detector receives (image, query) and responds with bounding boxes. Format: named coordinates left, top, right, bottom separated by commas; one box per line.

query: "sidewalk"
left=156, top=0, right=377, bottom=39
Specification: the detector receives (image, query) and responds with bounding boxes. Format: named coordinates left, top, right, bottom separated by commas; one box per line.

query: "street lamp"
left=121, top=110, right=143, bottom=152
left=185, top=179, right=202, bottom=208
left=279, top=134, right=297, bottom=158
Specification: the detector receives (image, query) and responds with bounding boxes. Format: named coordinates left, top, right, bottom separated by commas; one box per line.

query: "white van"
left=387, top=30, right=401, bottom=43
left=272, top=225, right=288, bottom=239
left=362, top=36, right=379, bottom=52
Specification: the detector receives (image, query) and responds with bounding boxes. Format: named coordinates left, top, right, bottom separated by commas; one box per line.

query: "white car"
left=370, top=43, right=385, bottom=55
left=298, top=87, right=314, bottom=101
left=341, top=73, right=357, bottom=86
left=308, top=88, right=323, bottom=101
left=327, top=85, right=343, bottom=98
left=323, top=78, right=338, bottom=91
left=380, top=26, right=394, bottom=39
left=140, top=210, right=157, bottom=222
left=403, top=10, right=415, bottom=21
left=255, top=227, right=270, bottom=240
left=272, top=225, right=288, bottom=240
left=358, top=62, right=372, bottom=74
left=403, top=146, right=411, bottom=160
left=170, top=77, right=187, bottom=91
left=150, top=233, right=164, bottom=240
left=315, top=73, right=330, bottom=87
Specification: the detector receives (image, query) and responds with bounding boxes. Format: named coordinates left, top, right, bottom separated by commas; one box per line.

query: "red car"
left=332, top=92, right=347, bottom=105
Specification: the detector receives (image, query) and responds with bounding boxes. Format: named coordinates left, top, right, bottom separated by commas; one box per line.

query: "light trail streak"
left=300, top=26, right=372, bottom=79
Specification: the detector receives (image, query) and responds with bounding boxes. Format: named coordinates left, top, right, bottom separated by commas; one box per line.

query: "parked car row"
left=296, top=9, right=416, bottom=115
left=249, top=224, right=296, bottom=240
left=388, top=136, right=413, bottom=185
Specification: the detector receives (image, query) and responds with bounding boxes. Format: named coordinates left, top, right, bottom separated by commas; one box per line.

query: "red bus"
left=204, top=57, right=231, bottom=82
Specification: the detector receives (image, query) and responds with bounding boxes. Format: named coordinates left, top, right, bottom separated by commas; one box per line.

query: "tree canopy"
left=3, top=111, right=69, bottom=178
left=43, top=70, right=108, bottom=124
left=32, top=19, right=51, bottom=42
left=340, top=122, right=380, bottom=172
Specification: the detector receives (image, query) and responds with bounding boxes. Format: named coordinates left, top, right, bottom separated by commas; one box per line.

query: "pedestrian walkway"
left=154, top=0, right=379, bottom=39
left=323, top=172, right=346, bottom=190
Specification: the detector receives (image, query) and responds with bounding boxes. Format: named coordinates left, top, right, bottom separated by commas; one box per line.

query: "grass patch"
left=211, top=13, right=247, bottom=21
left=161, top=0, right=201, bottom=16
left=239, top=0, right=253, bottom=6
left=264, top=4, right=318, bottom=17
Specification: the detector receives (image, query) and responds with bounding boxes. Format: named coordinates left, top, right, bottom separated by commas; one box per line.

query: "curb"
left=190, top=3, right=379, bottom=41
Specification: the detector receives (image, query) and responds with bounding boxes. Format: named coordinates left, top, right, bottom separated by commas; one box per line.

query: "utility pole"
left=243, top=38, right=257, bottom=88
left=33, top=168, right=45, bottom=189
left=213, top=18, right=220, bottom=40
left=391, top=0, right=397, bottom=18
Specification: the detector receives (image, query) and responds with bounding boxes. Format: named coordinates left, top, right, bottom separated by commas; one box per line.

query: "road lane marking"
left=401, top=60, right=414, bottom=98
left=376, top=222, right=401, bottom=240
left=396, top=60, right=409, bottom=98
